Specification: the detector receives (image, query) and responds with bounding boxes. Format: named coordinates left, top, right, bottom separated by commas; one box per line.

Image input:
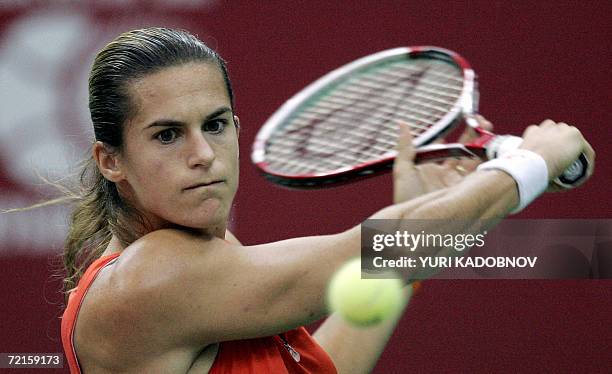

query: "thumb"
left=393, top=121, right=421, bottom=203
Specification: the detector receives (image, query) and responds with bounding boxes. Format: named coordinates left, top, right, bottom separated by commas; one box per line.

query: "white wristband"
left=477, top=149, right=549, bottom=214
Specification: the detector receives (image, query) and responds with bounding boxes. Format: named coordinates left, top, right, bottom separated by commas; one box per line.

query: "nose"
left=186, top=132, right=216, bottom=168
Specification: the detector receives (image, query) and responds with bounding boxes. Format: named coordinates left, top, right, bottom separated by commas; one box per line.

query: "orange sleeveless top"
left=61, top=254, right=337, bottom=374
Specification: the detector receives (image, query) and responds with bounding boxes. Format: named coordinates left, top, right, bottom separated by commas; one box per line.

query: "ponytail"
left=62, top=155, right=141, bottom=300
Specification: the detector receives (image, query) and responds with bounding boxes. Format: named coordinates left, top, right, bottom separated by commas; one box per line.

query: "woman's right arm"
left=102, top=120, right=592, bottom=349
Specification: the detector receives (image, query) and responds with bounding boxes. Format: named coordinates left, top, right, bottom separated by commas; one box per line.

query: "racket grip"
left=489, top=135, right=588, bottom=189
left=553, top=153, right=589, bottom=189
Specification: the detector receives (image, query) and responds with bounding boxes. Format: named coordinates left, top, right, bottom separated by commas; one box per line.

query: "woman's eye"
left=156, top=128, right=178, bottom=144
left=203, top=119, right=227, bottom=134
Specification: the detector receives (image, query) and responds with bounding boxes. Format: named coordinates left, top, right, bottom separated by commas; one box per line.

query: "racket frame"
left=251, top=47, right=478, bottom=184
left=251, top=46, right=587, bottom=188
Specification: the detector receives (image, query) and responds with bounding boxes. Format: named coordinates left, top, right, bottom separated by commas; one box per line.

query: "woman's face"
left=116, top=62, right=239, bottom=237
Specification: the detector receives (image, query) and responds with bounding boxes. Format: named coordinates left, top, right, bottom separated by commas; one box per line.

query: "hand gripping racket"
left=251, top=47, right=587, bottom=188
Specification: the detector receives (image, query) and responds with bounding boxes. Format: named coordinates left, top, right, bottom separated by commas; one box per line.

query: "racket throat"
left=414, top=143, right=486, bottom=163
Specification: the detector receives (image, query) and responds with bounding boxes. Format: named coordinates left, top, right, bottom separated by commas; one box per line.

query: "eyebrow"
left=143, top=106, right=233, bottom=131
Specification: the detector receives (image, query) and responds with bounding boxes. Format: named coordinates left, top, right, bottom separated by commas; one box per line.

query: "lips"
left=184, top=180, right=225, bottom=191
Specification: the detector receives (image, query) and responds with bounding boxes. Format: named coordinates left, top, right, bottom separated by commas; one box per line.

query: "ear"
left=233, top=115, right=241, bottom=139
left=92, top=141, right=125, bottom=182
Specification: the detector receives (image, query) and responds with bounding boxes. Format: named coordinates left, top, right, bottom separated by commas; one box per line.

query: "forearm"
left=374, top=169, right=518, bottom=221
left=257, top=169, right=518, bottom=331
left=314, top=287, right=412, bottom=374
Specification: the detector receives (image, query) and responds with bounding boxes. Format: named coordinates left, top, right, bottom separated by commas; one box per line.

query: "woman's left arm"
left=313, top=286, right=412, bottom=374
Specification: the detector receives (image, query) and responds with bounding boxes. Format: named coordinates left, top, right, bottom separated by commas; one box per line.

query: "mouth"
left=184, top=180, right=225, bottom=191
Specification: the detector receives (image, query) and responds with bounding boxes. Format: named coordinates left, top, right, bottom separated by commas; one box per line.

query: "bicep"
left=120, top=229, right=356, bottom=347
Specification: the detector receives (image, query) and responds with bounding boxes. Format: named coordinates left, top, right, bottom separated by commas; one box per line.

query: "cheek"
left=226, top=151, right=240, bottom=193
left=129, top=156, right=176, bottom=203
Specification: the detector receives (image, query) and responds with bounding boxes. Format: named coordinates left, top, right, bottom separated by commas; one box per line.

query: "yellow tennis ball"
left=327, top=258, right=407, bottom=326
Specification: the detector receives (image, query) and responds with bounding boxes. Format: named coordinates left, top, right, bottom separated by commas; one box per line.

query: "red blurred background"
left=1, top=1, right=610, bottom=373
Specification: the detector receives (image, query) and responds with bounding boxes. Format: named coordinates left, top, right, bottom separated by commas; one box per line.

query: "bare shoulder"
left=81, top=230, right=229, bottom=334
left=78, top=227, right=343, bottom=358
left=106, top=229, right=235, bottom=323
left=114, top=229, right=228, bottom=277
left=97, top=229, right=258, bottom=341
left=73, top=229, right=226, bottom=371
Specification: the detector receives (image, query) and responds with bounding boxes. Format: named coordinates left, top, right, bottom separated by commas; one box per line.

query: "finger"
left=584, top=140, right=596, bottom=178
left=395, top=121, right=416, bottom=165
left=457, top=115, right=493, bottom=145
left=394, top=122, right=419, bottom=176
left=474, top=115, right=493, bottom=132
left=459, top=114, right=493, bottom=144
left=521, top=124, right=539, bottom=138
left=394, top=121, right=421, bottom=201
left=574, top=137, right=596, bottom=187
left=540, top=119, right=556, bottom=127
left=547, top=140, right=595, bottom=192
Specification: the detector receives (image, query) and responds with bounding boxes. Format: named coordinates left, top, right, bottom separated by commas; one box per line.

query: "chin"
left=182, top=207, right=229, bottom=231
left=155, top=198, right=230, bottom=233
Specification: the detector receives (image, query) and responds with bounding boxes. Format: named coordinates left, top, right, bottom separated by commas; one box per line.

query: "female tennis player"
left=60, top=27, right=594, bottom=373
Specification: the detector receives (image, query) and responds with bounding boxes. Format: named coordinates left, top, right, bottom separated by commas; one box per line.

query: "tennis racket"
left=251, top=47, right=587, bottom=188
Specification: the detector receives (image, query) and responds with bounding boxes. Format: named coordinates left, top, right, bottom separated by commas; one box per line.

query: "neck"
left=102, top=222, right=227, bottom=258
left=102, top=235, right=125, bottom=257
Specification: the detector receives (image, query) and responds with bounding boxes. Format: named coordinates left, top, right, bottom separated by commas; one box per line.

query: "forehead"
left=127, top=62, right=230, bottom=125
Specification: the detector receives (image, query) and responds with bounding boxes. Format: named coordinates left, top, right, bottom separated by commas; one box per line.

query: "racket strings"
left=295, top=59, right=459, bottom=131
left=271, top=127, right=395, bottom=156
left=305, top=93, right=438, bottom=130
left=302, top=96, right=434, bottom=132
left=358, top=68, right=463, bottom=98
left=320, top=84, right=449, bottom=119
left=264, top=58, right=463, bottom=175
left=357, top=62, right=462, bottom=114
left=342, top=83, right=456, bottom=114
left=298, top=105, right=429, bottom=133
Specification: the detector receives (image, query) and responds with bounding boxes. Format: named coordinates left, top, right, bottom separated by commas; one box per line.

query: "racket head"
left=251, top=46, right=477, bottom=186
